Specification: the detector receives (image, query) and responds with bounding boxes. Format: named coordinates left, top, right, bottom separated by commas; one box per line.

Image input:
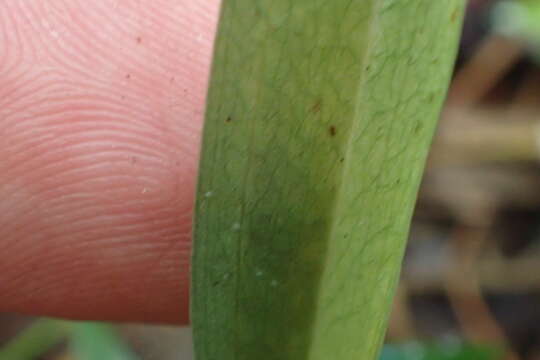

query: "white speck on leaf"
left=271, top=280, right=278, bottom=287
left=141, top=188, right=148, bottom=194
left=232, top=222, right=241, bottom=231
left=204, top=191, right=214, bottom=198
left=255, top=270, right=263, bottom=277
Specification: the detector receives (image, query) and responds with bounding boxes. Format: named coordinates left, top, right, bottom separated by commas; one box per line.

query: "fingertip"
left=0, top=0, right=220, bottom=323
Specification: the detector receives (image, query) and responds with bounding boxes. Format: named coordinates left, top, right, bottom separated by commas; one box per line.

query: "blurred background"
left=2, top=0, right=540, bottom=359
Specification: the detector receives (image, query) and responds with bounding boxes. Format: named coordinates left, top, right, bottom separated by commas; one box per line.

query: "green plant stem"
left=192, top=1, right=465, bottom=359
left=0, top=319, right=71, bottom=360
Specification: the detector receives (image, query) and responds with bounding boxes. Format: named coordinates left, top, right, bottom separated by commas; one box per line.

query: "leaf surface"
left=192, top=1, right=464, bottom=359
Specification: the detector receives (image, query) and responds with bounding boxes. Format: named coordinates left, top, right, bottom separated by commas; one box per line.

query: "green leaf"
left=0, top=318, right=71, bottom=360
left=70, top=323, right=139, bottom=360
left=192, top=1, right=464, bottom=360
left=492, top=0, right=540, bottom=62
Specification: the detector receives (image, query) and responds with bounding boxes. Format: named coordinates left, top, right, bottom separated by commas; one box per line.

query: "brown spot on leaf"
left=126, top=74, right=131, bottom=79
left=451, top=8, right=459, bottom=23
left=329, top=126, right=336, bottom=137
left=136, top=36, right=142, bottom=44
left=311, top=99, right=322, bottom=114
left=226, top=116, right=232, bottom=123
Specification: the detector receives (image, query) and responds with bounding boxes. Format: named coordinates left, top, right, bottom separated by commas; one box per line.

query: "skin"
left=0, top=0, right=219, bottom=324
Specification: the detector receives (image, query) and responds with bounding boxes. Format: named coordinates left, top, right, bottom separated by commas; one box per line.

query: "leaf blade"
left=192, top=1, right=464, bottom=359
